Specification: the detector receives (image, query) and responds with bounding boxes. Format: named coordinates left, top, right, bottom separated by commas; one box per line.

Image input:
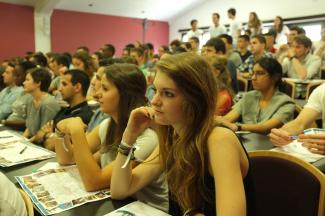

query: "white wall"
left=169, top=0, right=325, bottom=41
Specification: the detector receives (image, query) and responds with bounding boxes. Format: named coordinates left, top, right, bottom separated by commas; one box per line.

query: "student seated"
left=270, top=83, right=325, bottom=155
left=23, top=68, right=61, bottom=139
left=86, top=66, right=109, bottom=133
left=0, top=172, right=27, bottom=216
left=0, top=62, right=24, bottom=120
left=205, top=55, right=234, bottom=116
left=109, top=53, right=255, bottom=215
left=218, top=57, right=295, bottom=134
left=2, top=61, right=36, bottom=130
left=33, top=69, right=93, bottom=150
left=56, top=64, right=168, bottom=211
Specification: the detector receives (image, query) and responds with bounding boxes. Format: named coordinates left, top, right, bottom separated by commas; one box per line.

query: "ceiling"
left=0, top=0, right=208, bottom=21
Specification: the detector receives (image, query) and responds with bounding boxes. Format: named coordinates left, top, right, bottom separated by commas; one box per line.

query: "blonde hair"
left=155, top=53, right=218, bottom=211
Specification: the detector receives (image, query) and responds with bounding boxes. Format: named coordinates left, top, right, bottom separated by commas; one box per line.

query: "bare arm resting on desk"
left=269, top=108, right=321, bottom=146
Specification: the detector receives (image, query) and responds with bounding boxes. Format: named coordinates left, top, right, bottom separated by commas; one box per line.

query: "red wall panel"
left=51, top=10, right=169, bottom=56
left=0, top=3, right=35, bottom=62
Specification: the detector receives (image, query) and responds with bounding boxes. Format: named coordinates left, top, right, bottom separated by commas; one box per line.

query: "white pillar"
left=33, top=0, right=61, bottom=53
left=34, top=12, right=52, bottom=53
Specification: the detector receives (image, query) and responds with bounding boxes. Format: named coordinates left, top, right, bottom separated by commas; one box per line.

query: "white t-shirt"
left=209, top=24, right=227, bottom=38
left=186, top=29, right=203, bottom=41
left=275, top=25, right=290, bottom=45
left=229, top=19, right=242, bottom=44
left=304, top=83, right=325, bottom=128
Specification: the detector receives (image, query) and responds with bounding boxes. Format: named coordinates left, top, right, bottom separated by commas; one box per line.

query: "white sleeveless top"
left=99, top=118, right=169, bottom=212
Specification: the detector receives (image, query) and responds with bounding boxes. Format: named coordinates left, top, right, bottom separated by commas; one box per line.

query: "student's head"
left=292, top=35, right=312, bottom=58
left=249, top=12, right=258, bottom=22
left=288, top=26, right=304, bottom=44
left=99, top=64, right=147, bottom=151
left=102, top=44, right=116, bottom=58
left=180, top=42, right=192, bottom=51
left=154, top=52, right=217, bottom=211
left=205, top=55, right=232, bottom=93
left=252, top=57, right=282, bottom=91
left=190, top=19, right=198, bottom=29
left=72, top=51, right=95, bottom=77
left=153, top=52, right=216, bottom=129
left=218, top=34, right=233, bottom=51
left=76, top=46, right=89, bottom=53
left=158, top=45, right=169, bottom=57
left=212, top=13, right=220, bottom=25
left=30, top=52, right=48, bottom=67
left=51, top=54, right=70, bottom=75
left=263, top=32, right=275, bottom=50
left=14, top=61, right=36, bottom=86
left=204, top=38, right=226, bottom=56
left=227, top=8, right=236, bottom=18
left=59, top=69, right=90, bottom=102
left=274, top=16, right=284, bottom=32
left=189, top=37, right=199, bottom=50
left=170, top=39, right=181, bottom=52
left=2, top=62, right=16, bottom=86
left=24, top=67, right=52, bottom=93
left=250, top=34, right=266, bottom=55
left=237, top=34, right=250, bottom=49
left=130, top=47, right=145, bottom=65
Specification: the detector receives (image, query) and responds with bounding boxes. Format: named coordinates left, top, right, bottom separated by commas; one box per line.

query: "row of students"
left=54, top=52, right=254, bottom=215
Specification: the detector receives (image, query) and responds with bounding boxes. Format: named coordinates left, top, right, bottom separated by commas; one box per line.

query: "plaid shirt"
left=238, top=52, right=274, bottom=73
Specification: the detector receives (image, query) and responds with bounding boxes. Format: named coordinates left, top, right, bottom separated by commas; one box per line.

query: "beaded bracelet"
left=118, top=141, right=136, bottom=168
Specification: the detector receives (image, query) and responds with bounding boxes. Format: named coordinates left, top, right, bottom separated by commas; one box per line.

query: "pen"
left=0, top=136, right=13, bottom=138
left=289, top=135, right=299, bottom=140
left=19, top=146, right=27, bottom=154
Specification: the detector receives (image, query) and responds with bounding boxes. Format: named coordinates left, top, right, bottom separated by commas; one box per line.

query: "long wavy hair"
left=155, top=53, right=218, bottom=212
left=100, top=63, right=147, bottom=153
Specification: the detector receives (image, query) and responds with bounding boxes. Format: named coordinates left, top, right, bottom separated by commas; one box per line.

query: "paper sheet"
left=16, top=165, right=110, bottom=215
left=271, top=140, right=325, bottom=162
left=0, top=130, right=25, bottom=144
left=0, top=141, right=55, bottom=167
left=105, top=201, right=171, bottom=216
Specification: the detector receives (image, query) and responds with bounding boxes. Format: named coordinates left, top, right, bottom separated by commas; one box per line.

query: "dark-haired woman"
left=220, top=57, right=295, bottom=133
left=23, top=68, right=60, bottom=140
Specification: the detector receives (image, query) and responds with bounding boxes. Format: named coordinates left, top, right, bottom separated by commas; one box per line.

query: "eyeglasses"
left=251, top=71, right=268, bottom=77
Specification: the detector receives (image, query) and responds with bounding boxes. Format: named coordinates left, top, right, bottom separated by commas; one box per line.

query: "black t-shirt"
left=53, top=101, right=93, bottom=127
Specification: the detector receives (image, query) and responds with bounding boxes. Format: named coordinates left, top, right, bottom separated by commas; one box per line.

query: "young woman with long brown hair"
left=110, top=53, right=255, bottom=216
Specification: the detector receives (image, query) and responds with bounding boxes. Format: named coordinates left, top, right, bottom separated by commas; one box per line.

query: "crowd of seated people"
left=1, top=10, right=325, bottom=215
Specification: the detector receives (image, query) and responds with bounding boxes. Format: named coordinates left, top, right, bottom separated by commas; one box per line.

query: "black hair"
left=255, top=57, right=282, bottom=87
left=28, top=67, right=52, bottom=92
left=32, top=52, right=48, bottom=67
left=228, top=8, right=236, bottom=16
left=63, top=69, right=90, bottom=96
left=52, top=54, right=70, bottom=68
left=294, top=35, right=312, bottom=49
left=218, top=34, right=233, bottom=45
left=251, top=34, right=266, bottom=44
left=239, top=34, right=250, bottom=41
left=205, top=38, right=226, bottom=54
left=189, top=36, right=200, bottom=44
